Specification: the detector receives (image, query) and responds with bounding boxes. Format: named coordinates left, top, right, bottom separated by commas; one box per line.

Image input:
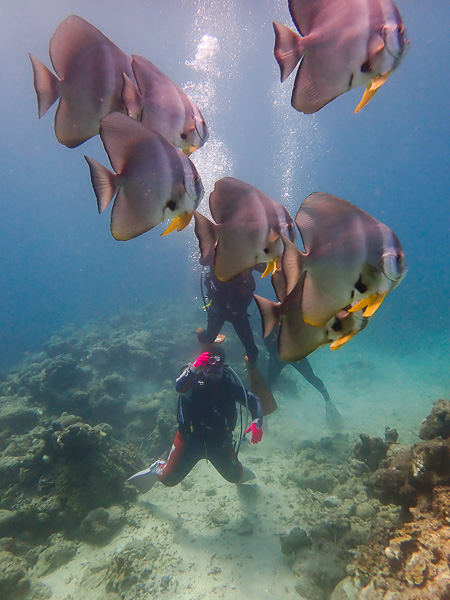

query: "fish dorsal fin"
left=296, top=193, right=364, bottom=253
left=99, top=112, right=156, bottom=174
left=209, top=177, right=256, bottom=225
left=288, top=0, right=323, bottom=36
left=49, top=15, right=116, bottom=79
left=131, top=54, right=176, bottom=98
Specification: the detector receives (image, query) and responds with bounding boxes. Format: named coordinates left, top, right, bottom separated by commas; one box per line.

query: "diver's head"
left=194, top=348, right=226, bottom=382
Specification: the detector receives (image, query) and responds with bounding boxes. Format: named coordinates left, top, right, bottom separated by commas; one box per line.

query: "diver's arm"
left=232, top=380, right=262, bottom=421
left=246, top=391, right=263, bottom=425
left=175, top=363, right=199, bottom=394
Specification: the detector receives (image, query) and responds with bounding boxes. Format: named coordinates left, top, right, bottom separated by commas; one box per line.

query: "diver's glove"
left=245, top=418, right=263, bottom=444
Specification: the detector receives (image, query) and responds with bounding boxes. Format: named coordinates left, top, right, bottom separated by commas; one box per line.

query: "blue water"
left=1, top=0, right=449, bottom=372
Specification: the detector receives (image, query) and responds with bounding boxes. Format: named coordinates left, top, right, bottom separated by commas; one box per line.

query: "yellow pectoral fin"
left=160, top=217, right=180, bottom=237
left=330, top=331, right=358, bottom=350
left=354, top=73, right=389, bottom=113
left=176, top=211, right=193, bottom=231
left=182, top=145, right=199, bottom=156
left=369, top=73, right=390, bottom=92
left=160, top=213, right=193, bottom=237
left=261, top=259, right=277, bottom=278
left=348, top=298, right=370, bottom=313
left=362, top=291, right=387, bottom=317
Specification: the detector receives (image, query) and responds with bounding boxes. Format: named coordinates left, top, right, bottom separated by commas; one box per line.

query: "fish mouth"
left=160, top=212, right=193, bottom=236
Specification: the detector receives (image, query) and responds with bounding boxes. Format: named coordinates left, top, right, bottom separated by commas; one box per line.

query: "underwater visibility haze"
left=0, top=1, right=449, bottom=599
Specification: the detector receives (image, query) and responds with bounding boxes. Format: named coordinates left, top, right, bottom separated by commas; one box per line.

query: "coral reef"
left=0, top=303, right=194, bottom=598
left=419, top=398, right=450, bottom=440
left=337, top=399, right=450, bottom=599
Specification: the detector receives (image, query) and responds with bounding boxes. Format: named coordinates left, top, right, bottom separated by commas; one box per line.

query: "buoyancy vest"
left=177, top=373, right=239, bottom=440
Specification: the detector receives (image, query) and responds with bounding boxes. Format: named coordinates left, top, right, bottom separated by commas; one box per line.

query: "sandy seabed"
left=36, top=330, right=449, bottom=600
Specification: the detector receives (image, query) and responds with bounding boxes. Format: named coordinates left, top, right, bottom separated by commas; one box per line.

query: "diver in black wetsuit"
left=197, top=266, right=261, bottom=367
left=264, top=324, right=343, bottom=433
left=127, top=349, right=263, bottom=493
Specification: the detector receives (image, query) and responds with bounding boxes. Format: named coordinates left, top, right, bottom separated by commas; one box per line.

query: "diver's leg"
left=207, top=438, right=255, bottom=484
left=294, top=358, right=330, bottom=401
left=230, top=313, right=259, bottom=366
left=265, top=354, right=284, bottom=388
left=198, top=308, right=225, bottom=344
left=293, top=360, right=343, bottom=433
left=155, top=432, right=202, bottom=487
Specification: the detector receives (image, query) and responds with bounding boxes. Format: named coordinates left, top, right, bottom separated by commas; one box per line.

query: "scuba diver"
left=264, top=325, right=343, bottom=433
left=127, top=348, right=263, bottom=493
left=197, top=266, right=262, bottom=367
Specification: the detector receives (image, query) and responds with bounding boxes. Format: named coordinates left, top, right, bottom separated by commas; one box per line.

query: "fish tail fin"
left=29, top=53, right=60, bottom=118
left=122, top=72, right=142, bottom=118
left=281, top=234, right=304, bottom=296
left=84, top=156, right=117, bottom=214
left=254, top=294, right=280, bottom=339
left=273, top=22, right=304, bottom=82
left=281, top=272, right=305, bottom=312
left=194, top=211, right=217, bottom=266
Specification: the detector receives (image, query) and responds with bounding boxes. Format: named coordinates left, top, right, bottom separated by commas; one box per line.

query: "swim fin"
left=245, top=356, right=277, bottom=416
left=238, top=464, right=256, bottom=484
left=197, top=328, right=226, bottom=344
left=127, top=460, right=163, bottom=493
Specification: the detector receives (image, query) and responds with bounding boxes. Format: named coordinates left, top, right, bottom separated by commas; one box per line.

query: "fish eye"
left=194, top=175, right=200, bottom=183
left=180, top=133, right=187, bottom=140
left=397, top=25, right=404, bottom=34
left=263, top=247, right=269, bottom=254
left=395, top=254, right=403, bottom=263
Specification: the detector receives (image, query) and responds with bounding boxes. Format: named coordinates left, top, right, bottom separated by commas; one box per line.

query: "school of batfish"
left=30, top=1, right=409, bottom=365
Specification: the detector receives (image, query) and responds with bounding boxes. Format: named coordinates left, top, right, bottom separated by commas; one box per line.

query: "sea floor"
left=37, top=333, right=448, bottom=599
left=1, top=308, right=449, bottom=600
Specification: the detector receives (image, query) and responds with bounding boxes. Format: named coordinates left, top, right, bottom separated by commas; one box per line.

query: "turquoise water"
left=1, top=0, right=448, bottom=370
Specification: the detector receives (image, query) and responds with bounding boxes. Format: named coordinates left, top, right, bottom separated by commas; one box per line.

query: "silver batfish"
left=122, top=54, right=209, bottom=155
left=273, top=0, right=409, bottom=113
left=255, top=270, right=370, bottom=361
left=194, top=177, right=296, bottom=282
left=29, top=14, right=134, bottom=148
left=85, top=113, right=204, bottom=241
left=282, top=192, right=407, bottom=327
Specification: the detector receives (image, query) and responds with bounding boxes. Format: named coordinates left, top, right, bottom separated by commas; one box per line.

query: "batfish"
left=281, top=192, right=407, bottom=327
left=194, top=177, right=296, bottom=282
left=122, top=55, right=209, bottom=155
left=29, top=14, right=134, bottom=148
left=84, top=112, right=204, bottom=241
left=255, top=273, right=370, bottom=361
left=273, top=0, right=409, bottom=113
